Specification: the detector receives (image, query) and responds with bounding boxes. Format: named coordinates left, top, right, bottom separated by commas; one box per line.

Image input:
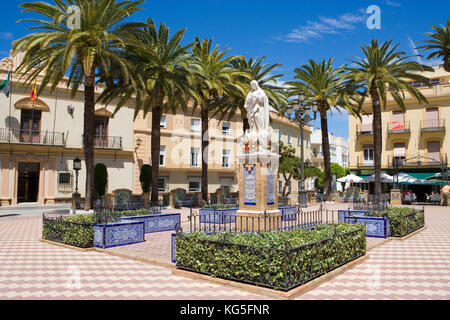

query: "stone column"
left=45, top=157, right=56, bottom=205
left=0, top=155, right=11, bottom=206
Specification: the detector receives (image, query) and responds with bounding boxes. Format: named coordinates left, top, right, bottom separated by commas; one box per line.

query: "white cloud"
left=0, top=32, right=13, bottom=40
left=276, top=12, right=366, bottom=43
left=407, top=36, right=442, bottom=67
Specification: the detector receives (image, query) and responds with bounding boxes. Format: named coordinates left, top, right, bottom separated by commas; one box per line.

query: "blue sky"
left=1, top=0, right=449, bottom=138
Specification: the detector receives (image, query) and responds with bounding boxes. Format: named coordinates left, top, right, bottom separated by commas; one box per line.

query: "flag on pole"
left=31, top=79, right=37, bottom=104
left=0, top=72, right=10, bottom=98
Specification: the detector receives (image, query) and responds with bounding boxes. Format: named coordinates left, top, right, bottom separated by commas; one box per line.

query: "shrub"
left=42, top=209, right=156, bottom=248
left=370, top=207, right=425, bottom=237
left=94, top=163, right=108, bottom=198
left=175, top=224, right=366, bottom=291
left=139, top=165, right=152, bottom=193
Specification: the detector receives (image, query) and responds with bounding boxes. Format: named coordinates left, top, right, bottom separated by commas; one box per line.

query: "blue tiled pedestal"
left=94, top=221, right=145, bottom=249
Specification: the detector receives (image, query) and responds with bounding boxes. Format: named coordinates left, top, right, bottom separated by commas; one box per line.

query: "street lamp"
left=72, top=158, right=82, bottom=210
left=286, top=92, right=318, bottom=208
left=442, top=154, right=448, bottom=183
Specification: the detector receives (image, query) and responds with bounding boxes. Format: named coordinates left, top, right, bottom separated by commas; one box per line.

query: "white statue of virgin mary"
left=244, top=80, right=270, bottom=136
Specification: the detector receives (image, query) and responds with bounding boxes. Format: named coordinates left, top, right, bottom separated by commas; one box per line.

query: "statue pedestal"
left=236, top=151, right=281, bottom=232
left=390, top=189, right=402, bottom=205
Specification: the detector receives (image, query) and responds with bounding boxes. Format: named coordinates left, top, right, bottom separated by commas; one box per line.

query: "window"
left=94, top=116, right=109, bottom=147
left=427, top=141, right=441, bottom=164
left=426, top=108, right=439, bottom=128
left=160, top=115, right=167, bottom=128
left=363, top=144, right=374, bottom=165
left=160, top=146, right=166, bottom=166
left=158, top=177, right=167, bottom=193
left=188, top=177, right=201, bottom=192
left=297, top=136, right=302, bottom=146
left=57, top=172, right=72, bottom=193
left=287, top=134, right=291, bottom=144
left=392, top=111, right=405, bottom=130
left=222, top=122, right=231, bottom=135
left=278, top=131, right=282, bottom=142
left=361, top=115, right=373, bottom=133
left=191, top=119, right=201, bottom=132
left=20, top=110, right=42, bottom=143
left=190, top=147, right=200, bottom=167
left=222, top=149, right=231, bottom=168
left=393, top=143, right=406, bottom=166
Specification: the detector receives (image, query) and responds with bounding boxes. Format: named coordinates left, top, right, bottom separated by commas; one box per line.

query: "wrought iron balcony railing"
left=420, top=119, right=446, bottom=133
left=388, top=155, right=447, bottom=168
left=387, top=121, right=411, bottom=135
left=356, top=125, right=373, bottom=136
left=83, top=135, right=123, bottom=150
left=0, top=128, right=65, bottom=146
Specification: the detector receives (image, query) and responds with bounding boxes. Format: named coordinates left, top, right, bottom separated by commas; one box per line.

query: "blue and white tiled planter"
left=199, top=209, right=237, bottom=224
left=338, top=210, right=390, bottom=239
left=94, top=221, right=145, bottom=249
left=279, top=206, right=297, bottom=221
left=120, top=213, right=181, bottom=234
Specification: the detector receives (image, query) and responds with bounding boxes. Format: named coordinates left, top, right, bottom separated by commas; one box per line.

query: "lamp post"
left=72, top=158, right=82, bottom=210
left=286, top=92, right=318, bottom=208
left=442, top=154, right=448, bottom=183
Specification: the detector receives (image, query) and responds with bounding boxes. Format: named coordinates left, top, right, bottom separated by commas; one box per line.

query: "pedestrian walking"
left=441, top=184, right=450, bottom=206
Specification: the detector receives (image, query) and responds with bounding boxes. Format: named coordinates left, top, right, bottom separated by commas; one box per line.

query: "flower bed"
left=42, top=209, right=159, bottom=248
left=372, top=207, right=425, bottom=238
left=175, top=224, right=366, bottom=292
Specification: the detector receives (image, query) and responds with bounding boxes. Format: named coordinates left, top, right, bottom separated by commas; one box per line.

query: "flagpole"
left=8, top=67, right=13, bottom=142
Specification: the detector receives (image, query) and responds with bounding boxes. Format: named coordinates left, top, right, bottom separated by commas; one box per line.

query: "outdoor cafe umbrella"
left=397, top=172, right=420, bottom=183
left=361, top=173, right=394, bottom=183
left=337, top=174, right=363, bottom=183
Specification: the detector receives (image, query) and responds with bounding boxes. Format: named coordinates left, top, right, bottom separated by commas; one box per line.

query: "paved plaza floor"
left=0, top=204, right=449, bottom=300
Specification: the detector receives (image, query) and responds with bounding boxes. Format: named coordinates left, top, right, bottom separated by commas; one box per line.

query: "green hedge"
left=369, top=207, right=425, bottom=237
left=42, top=209, right=157, bottom=248
left=175, top=224, right=366, bottom=291
left=386, top=207, right=425, bottom=237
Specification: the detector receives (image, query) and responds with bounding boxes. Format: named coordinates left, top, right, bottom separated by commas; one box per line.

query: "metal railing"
left=175, top=225, right=365, bottom=291
left=0, top=128, right=65, bottom=146
left=186, top=205, right=340, bottom=234
left=387, top=121, right=411, bottom=135
left=420, top=119, right=446, bottom=133
left=83, top=135, right=123, bottom=149
left=356, top=125, right=373, bottom=136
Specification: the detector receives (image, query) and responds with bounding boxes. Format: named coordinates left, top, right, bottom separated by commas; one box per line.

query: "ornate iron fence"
left=42, top=214, right=94, bottom=248
left=175, top=226, right=366, bottom=291
left=186, top=205, right=340, bottom=234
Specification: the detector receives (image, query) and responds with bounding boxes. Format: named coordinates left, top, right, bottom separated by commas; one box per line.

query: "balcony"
left=356, top=125, right=373, bottom=137
left=388, top=155, right=447, bottom=168
left=356, top=157, right=374, bottom=168
left=0, top=128, right=65, bottom=146
left=387, top=121, right=411, bottom=135
left=420, top=119, right=446, bottom=134
left=83, top=135, right=123, bottom=150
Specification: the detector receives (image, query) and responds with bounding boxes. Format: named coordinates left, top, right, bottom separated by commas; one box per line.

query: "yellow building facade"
left=133, top=108, right=313, bottom=201
left=349, top=66, right=450, bottom=184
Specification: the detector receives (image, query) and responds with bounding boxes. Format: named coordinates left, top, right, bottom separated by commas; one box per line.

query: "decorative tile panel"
left=280, top=206, right=297, bottom=221
left=199, top=209, right=237, bottom=224
left=120, top=213, right=181, bottom=234
left=94, top=221, right=145, bottom=249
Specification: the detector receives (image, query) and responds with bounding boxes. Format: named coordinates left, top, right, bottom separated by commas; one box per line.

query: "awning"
left=407, top=172, right=438, bottom=180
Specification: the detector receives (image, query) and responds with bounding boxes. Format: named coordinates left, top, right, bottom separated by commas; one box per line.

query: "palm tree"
left=418, top=19, right=450, bottom=72
left=224, top=56, right=287, bottom=131
left=189, top=38, right=249, bottom=202
left=12, top=0, right=144, bottom=210
left=287, top=58, right=360, bottom=201
left=99, top=18, right=196, bottom=204
left=346, top=39, right=433, bottom=203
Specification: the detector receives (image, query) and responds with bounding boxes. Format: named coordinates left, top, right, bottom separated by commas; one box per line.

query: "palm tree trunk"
left=320, top=109, right=332, bottom=201
left=371, top=90, right=383, bottom=203
left=83, top=74, right=96, bottom=210
left=201, top=106, right=209, bottom=203
left=151, top=104, right=162, bottom=204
